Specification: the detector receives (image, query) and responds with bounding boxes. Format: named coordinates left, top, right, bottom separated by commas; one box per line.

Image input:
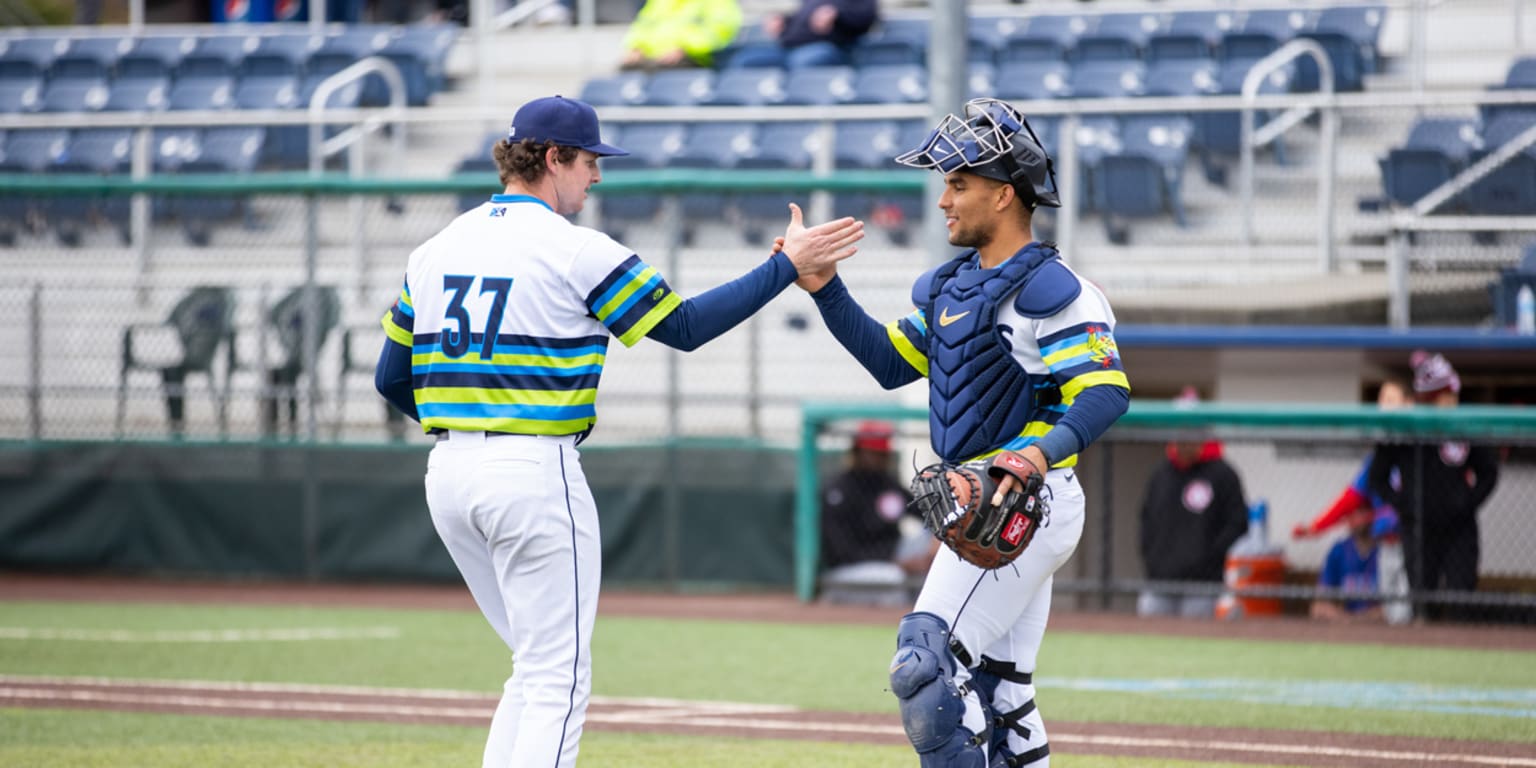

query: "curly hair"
left=492, top=138, right=578, bottom=187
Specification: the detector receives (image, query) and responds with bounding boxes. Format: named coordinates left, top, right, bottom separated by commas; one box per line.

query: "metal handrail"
left=306, top=56, right=407, bottom=174
left=1239, top=38, right=1336, bottom=270
left=495, top=0, right=562, bottom=29
left=1402, top=120, right=1536, bottom=221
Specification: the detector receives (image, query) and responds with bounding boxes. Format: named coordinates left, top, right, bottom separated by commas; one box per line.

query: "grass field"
left=2, top=596, right=1534, bottom=767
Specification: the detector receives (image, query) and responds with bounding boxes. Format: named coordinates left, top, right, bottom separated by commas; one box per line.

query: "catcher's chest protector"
left=925, top=244, right=1064, bottom=463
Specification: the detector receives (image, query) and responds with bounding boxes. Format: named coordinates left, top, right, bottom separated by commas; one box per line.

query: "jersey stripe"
left=584, top=255, right=681, bottom=347
left=889, top=309, right=930, bottom=376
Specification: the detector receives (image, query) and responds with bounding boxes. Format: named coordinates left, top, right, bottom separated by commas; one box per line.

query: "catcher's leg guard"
left=889, top=612, right=989, bottom=768
left=972, top=657, right=1049, bottom=768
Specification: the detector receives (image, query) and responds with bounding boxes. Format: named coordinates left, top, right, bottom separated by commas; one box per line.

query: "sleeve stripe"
left=887, top=320, right=929, bottom=377
left=617, top=292, right=683, bottom=347
left=1060, top=369, right=1130, bottom=402
left=595, top=267, right=662, bottom=323
left=381, top=309, right=412, bottom=346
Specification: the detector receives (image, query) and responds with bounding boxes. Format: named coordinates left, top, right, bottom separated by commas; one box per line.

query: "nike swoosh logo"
left=938, top=307, right=971, bottom=327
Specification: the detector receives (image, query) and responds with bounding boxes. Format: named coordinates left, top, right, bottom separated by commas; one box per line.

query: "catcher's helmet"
left=895, top=98, right=1061, bottom=209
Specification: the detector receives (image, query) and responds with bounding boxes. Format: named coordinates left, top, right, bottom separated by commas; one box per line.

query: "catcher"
left=795, top=98, right=1130, bottom=767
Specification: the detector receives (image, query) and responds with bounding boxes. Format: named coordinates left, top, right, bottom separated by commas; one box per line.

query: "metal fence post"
left=28, top=282, right=41, bottom=441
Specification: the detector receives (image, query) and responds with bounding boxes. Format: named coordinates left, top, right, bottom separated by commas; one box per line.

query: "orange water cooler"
left=1215, top=500, right=1286, bottom=620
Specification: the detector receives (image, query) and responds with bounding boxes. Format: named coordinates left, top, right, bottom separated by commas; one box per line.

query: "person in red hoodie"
left=1137, top=387, right=1251, bottom=619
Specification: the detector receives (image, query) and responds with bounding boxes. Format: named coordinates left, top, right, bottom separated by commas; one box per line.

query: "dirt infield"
left=4, top=572, right=1535, bottom=766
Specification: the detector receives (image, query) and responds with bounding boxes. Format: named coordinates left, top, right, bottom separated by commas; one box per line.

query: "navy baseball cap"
left=509, top=95, right=628, bottom=157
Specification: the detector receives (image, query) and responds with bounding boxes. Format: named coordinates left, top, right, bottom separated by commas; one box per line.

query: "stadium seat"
left=734, top=122, right=822, bottom=231
left=104, top=78, right=169, bottom=111
left=596, top=122, right=687, bottom=231
left=0, top=76, right=43, bottom=113
left=672, top=122, right=757, bottom=226
left=234, top=76, right=301, bottom=166
left=1069, top=60, right=1145, bottom=100
left=851, top=33, right=926, bottom=68
left=967, top=15, right=1024, bottom=57
left=166, top=76, right=234, bottom=110
left=1145, top=32, right=1214, bottom=65
left=826, top=120, right=905, bottom=222
left=307, top=31, right=392, bottom=106
left=0, top=35, right=66, bottom=80
left=640, top=68, right=714, bottom=106
left=968, top=62, right=997, bottom=100
left=1194, top=59, right=1295, bottom=184
left=179, top=36, right=253, bottom=81
left=118, top=36, right=195, bottom=83
left=1095, top=116, right=1193, bottom=243
left=1465, top=114, right=1536, bottom=215
left=1377, top=116, right=1480, bottom=209
left=700, top=67, right=784, bottom=106
left=1238, top=9, right=1312, bottom=44
left=578, top=72, right=647, bottom=107
left=1480, top=57, right=1536, bottom=125
left=1312, top=4, right=1387, bottom=73
left=993, top=61, right=1071, bottom=101
left=0, top=129, right=66, bottom=244
left=45, top=128, right=134, bottom=246
left=380, top=24, right=457, bottom=106
left=1000, top=13, right=1093, bottom=64
left=232, top=283, right=344, bottom=439
left=166, top=127, right=264, bottom=246
left=199, top=126, right=266, bottom=174
left=39, top=79, right=110, bottom=112
left=453, top=155, right=498, bottom=212
left=850, top=64, right=926, bottom=104
left=1165, top=8, right=1238, bottom=49
left=243, top=34, right=320, bottom=80
left=1070, top=34, right=1140, bottom=65
left=1075, top=11, right=1161, bottom=62
left=49, top=42, right=122, bottom=82
left=781, top=66, right=857, bottom=105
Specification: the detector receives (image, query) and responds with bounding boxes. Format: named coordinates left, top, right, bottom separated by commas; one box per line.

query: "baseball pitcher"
left=795, top=98, right=1131, bottom=767
left=374, top=95, right=863, bottom=768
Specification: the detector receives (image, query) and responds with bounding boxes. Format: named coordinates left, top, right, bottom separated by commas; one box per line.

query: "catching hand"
left=780, top=203, right=863, bottom=282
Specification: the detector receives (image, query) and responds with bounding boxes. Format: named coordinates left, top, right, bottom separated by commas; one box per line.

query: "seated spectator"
left=819, top=420, right=936, bottom=605
left=725, top=0, right=879, bottom=70
left=1138, top=387, right=1250, bottom=619
left=1310, top=505, right=1386, bottom=622
left=620, top=0, right=743, bottom=70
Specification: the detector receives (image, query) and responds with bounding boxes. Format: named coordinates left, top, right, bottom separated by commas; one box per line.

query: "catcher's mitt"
left=909, top=453, right=1048, bottom=570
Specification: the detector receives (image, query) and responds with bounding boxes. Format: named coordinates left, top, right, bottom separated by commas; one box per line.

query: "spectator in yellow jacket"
left=621, top=0, right=742, bottom=70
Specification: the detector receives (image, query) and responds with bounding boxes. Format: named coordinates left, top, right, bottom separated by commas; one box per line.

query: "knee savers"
left=889, top=612, right=989, bottom=768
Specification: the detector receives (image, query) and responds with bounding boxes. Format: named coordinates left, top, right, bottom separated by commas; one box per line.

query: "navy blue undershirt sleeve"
left=1035, top=384, right=1129, bottom=464
left=810, top=275, right=921, bottom=390
left=647, top=251, right=799, bottom=351
left=374, top=339, right=420, bottom=422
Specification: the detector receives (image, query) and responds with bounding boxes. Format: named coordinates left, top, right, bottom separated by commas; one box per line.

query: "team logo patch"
left=1002, top=512, right=1030, bottom=546
left=1440, top=440, right=1469, bottom=467
left=1182, top=478, right=1214, bottom=513
left=652, top=288, right=665, bottom=301
left=1085, top=324, right=1119, bottom=368
left=489, top=207, right=507, bottom=218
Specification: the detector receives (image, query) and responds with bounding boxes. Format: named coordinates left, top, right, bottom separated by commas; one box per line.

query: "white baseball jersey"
left=382, top=193, right=681, bottom=435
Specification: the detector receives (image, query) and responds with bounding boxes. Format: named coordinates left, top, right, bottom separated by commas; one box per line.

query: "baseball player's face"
left=938, top=171, right=1002, bottom=249
left=550, top=148, right=604, bottom=216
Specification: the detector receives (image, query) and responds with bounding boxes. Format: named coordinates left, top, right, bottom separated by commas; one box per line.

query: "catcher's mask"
left=894, top=97, right=1061, bottom=210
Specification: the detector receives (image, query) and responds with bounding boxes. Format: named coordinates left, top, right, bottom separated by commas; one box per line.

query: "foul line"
left=0, top=627, right=401, bottom=643
left=1, top=675, right=1533, bottom=767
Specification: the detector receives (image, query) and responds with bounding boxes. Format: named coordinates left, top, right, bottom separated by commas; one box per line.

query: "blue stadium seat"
left=1217, top=31, right=1280, bottom=67
left=49, top=41, right=124, bottom=82
left=1377, top=116, right=1480, bottom=209
left=1165, top=9, right=1238, bottom=49
left=1313, top=4, right=1386, bottom=73
left=700, top=67, right=784, bottom=106
left=1465, top=114, right=1536, bottom=215
left=162, top=128, right=266, bottom=246
left=993, top=61, right=1071, bottom=101
left=0, top=36, right=67, bottom=79
left=1069, top=60, right=1145, bottom=99
left=166, top=76, right=234, bottom=110
left=1195, top=59, right=1295, bottom=184
left=850, top=64, right=926, bottom=104
left=1480, top=57, right=1536, bottom=125
left=1294, top=29, right=1368, bottom=92
left=734, top=122, right=821, bottom=226
left=781, top=66, right=857, bottom=105
left=198, top=126, right=266, bottom=173
left=151, top=127, right=202, bottom=172
left=578, top=72, right=647, bottom=107
left=851, top=33, right=926, bottom=68
left=243, top=34, right=320, bottom=80
left=640, top=68, right=714, bottom=106
left=967, top=15, right=1024, bottom=55
left=0, top=76, right=43, bottom=113
left=1096, top=116, right=1193, bottom=242
left=1093, top=10, right=1161, bottom=56
left=826, top=120, right=905, bottom=222
left=1145, top=59, right=1220, bottom=98
left=1239, top=9, right=1312, bottom=43
left=453, top=155, right=498, bottom=212
left=234, top=75, right=302, bottom=109
left=39, top=78, right=110, bottom=112
left=104, top=78, right=169, bottom=111
left=1071, top=34, right=1141, bottom=65
left=597, top=122, right=687, bottom=230
left=1013, top=13, right=1093, bottom=54
left=380, top=24, right=458, bottom=106
left=1146, top=31, right=1214, bottom=65
left=118, top=36, right=195, bottom=83
left=0, top=128, right=69, bottom=243
left=180, top=36, right=254, bottom=80
left=308, top=30, right=392, bottom=106
left=969, top=62, right=997, bottom=100
left=673, top=122, right=757, bottom=224
left=47, top=128, right=135, bottom=246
